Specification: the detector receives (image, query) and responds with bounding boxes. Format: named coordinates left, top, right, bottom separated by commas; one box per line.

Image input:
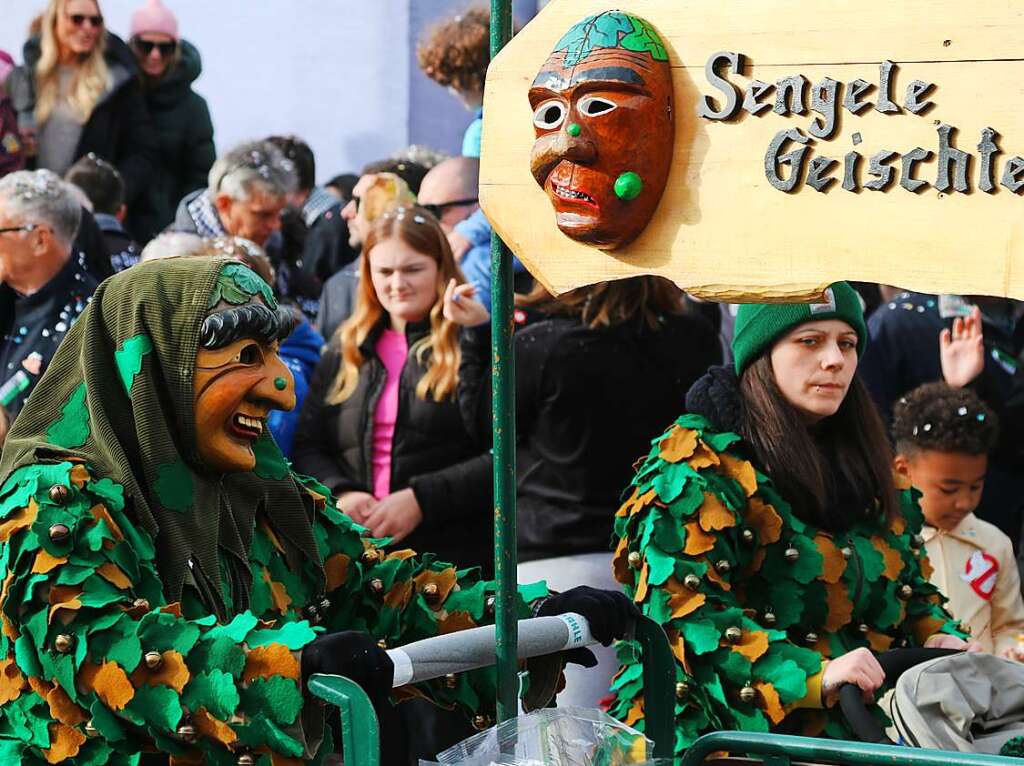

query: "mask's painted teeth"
left=553, top=184, right=595, bottom=203
left=234, top=414, right=264, bottom=435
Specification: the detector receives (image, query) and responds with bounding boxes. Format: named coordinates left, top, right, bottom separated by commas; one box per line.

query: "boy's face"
left=897, top=450, right=987, bottom=530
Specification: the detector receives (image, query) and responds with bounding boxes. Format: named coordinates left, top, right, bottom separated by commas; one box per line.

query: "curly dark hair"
left=892, top=382, right=999, bottom=455
left=417, top=7, right=490, bottom=95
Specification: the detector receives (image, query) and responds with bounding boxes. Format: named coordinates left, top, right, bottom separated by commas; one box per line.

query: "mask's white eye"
left=578, top=95, right=617, bottom=117
left=233, top=342, right=264, bottom=366
left=533, top=100, right=567, bottom=130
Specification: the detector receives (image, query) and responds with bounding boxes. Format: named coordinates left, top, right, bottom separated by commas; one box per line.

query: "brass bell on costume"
left=762, top=610, right=776, bottom=626
left=683, top=574, right=701, bottom=590
left=485, top=595, right=496, bottom=615
left=422, top=582, right=440, bottom=602
left=675, top=681, right=690, bottom=698
left=236, top=755, right=257, bottom=766
left=724, top=626, right=742, bottom=644
left=176, top=723, right=197, bottom=742
left=53, top=634, right=74, bottom=653
left=840, top=546, right=853, bottom=560
left=911, top=534, right=924, bottom=549
left=84, top=720, right=98, bottom=737
left=715, top=559, right=731, bottom=574
left=48, top=524, right=70, bottom=543
left=133, top=598, right=150, bottom=611
left=858, top=623, right=870, bottom=634
left=804, top=632, right=819, bottom=646
left=144, top=651, right=163, bottom=670
left=627, top=551, right=642, bottom=568
left=361, top=549, right=381, bottom=566
left=377, top=639, right=388, bottom=650
left=303, top=604, right=321, bottom=623
left=472, top=714, right=493, bottom=731
left=368, top=578, right=384, bottom=595
left=739, top=685, right=757, bottom=703
left=48, top=484, right=70, bottom=505
left=318, top=597, right=331, bottom=612
left=741, top=528, right=755, bottom=544
left=898, top=584, right=913, bottom=600
left=784, top=546, right=800, bottom=562
left=444, top=673, right=458, bottom=689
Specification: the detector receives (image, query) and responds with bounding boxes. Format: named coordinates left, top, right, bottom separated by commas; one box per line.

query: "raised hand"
left=442, top=277, right=490, bottom=327
left=940, top=305, right=984, bottom=388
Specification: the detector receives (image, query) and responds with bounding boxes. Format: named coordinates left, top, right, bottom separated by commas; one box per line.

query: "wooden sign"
left=480, top=0, right=1024, bottom=301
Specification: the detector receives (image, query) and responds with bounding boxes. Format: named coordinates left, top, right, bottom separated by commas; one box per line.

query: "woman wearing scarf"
left=0, top=256, right=632, bottom=764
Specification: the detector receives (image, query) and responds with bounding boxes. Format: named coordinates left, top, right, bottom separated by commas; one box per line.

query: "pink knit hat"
left=130, top=0, right=179, bottom=40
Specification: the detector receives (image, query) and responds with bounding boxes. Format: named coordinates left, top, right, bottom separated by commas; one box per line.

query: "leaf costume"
left=609, top=371, right=965, bottom=758
left=0, top=257, right=537, bottom=765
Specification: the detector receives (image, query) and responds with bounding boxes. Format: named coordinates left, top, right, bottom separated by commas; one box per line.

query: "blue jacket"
left=455, top=208, right=525, bottom=311
left=268, top=319, right=324, bottom=456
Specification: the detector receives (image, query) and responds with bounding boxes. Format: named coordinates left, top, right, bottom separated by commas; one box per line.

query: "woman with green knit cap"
left=610, top=282, right=975, bottom=756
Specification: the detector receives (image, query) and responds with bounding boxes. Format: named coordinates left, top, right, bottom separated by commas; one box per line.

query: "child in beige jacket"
left=894, top=383, right=1024, bottom=658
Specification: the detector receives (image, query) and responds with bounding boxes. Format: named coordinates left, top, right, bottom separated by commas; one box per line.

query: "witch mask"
left=529, top=11, right=674, bottom=250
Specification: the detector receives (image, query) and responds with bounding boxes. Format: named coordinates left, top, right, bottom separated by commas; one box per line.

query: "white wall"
left=0, top=0, right=418, bottom=181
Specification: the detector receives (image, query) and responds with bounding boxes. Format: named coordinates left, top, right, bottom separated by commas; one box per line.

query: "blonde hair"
left=35, top=0, right=109, bottom=125
left=328, top=206, right=465, bottom=405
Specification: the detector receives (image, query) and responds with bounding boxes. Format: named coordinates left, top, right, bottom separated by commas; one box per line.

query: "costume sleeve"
left=291, top=347, right=367, bottom=497
left=0, top=461, right=326, bottom=764
left=305, top=473, right=545, bottom=726
left=989, top=532, right=1024, bottom=656
left=608, top=417, right=827, bottom=749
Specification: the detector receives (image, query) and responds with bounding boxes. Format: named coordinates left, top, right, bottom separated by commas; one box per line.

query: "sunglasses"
left=133, top=38, right=177, bottom=57
left=66, top=13, right=103, bottom=28
left=421, top=198, right=478, bottom=219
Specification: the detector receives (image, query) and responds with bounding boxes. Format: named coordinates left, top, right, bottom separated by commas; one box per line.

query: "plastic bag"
left=427, top=707, right=654, bottom=766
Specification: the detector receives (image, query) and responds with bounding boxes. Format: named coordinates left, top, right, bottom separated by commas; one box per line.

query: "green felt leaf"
left=731, top=706, right=770, bottom=733
left=553, top=12, right=634, bottom=67
left=80, top=576, right=127, bottom=609
left=246, top=620, right=317, bottom=650
left=667, top=481, right=704, bottom=521
left=703, top=429, right=741, bottom=452
left=241, top=676, right=302, bottom=726
left=54, top=563, right=93, bottom=585
left=759, top=657, right=807, bottom=703
left=653, top=461, right=700, bottom=504
left=801, top=581, right=828, bottom=633
left=619, top=16, right=668, bottom=60
left=14, top=634, right=41, bottom=677
left=51, top=653, right=78, bottom=703
left=74, top=740, right=115, bottom=766
left=190, top=634, right=246, bottom=679
left=680, top=618, right=720, bottom=655
left=138, top=611, right=200, bottom=655
left=765, top=582, right=804, bottom=628
left=90, top=699, right=126, bottom=742
left=253, top=435, right=290, bottom=481
left=716, top=648, right=752, bottom=687
left=204, top=612, right=257, bottom=643
left=46, top=382, right=90, bottom=448
left=645, top=545, right=675, bottom=586
left=646, top=587, right=672, bottom=625
left=873, top=582, right=903, bottom=629
left=444, top=580, right=489, bottom=619
left=127, top=683, right=182, bottom=732
left=517, top=580, right=548, bottom=605
left=853, top=537, right=885, bottom=582
left=114, top=334, right=153, bottom=394
left=609, top=662, right=643, bottom=693
left=105, top=633, right=143, bottom=672
left=88, top=478, right=125, bottom=513
left=183, top=669, right=240, bottom=720
left=789, top=534, right=824, bottom=584
left=153, top=460, right=193, bottom=513
left=223, top=262, right=277, bottom=309
left=235, top=715, right=304, bottom=757
left=652, top=511, right=684, bottom=552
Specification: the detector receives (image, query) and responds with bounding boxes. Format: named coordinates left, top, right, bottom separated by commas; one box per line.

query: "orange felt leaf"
left=871, top=537, right=905, bottom=580
left=193, top=707, right=238, bottom=747
left=659, top=426, right=698, bottom=463
left=624, top=697, right=644, bottom=727
left=920, top=554, right=934, bottom=580
left=46, top=685, right=87, bottom=726
left=96, top=563, right=132, bottom=590
left=90, top=661, right=135, bottom=710
left=386, top=549, right=417, bottom=561
left=667, top=630, right=693, bottom=673
left=668, top=586, right=706, bottom=618
left=48, top=586, right=83, bottom=624
left=753, top=682, right=786, bottom=725
left=618, top=487, right=657, bottom=518
left=688, top=441, right=721, bottom=470
left=270, top=755, right=306, bottom=766
left=730, top=630, right=769, bottom=663
left=69, top=464, right=90, bottom=488
left=324, top=554, right=350, bottom=591
left=747, top=548, right=767, bottom=573
left=683, top=522, right=716, bottom=555
left=160, top=602, right=183, bottom=618
left=261, top=524, right=287, bottom=555
left=169, top=754, right=205, bottom=766
left=28, top=676, right=52, bottom=698
left=720, top=453, right=758, bottom=497
left=131, top=651, right=189, bottom=693
left=634, top=563, right=650, bottom=603
left=0, top=499, right=38, bottom=542
left=414, top=568, right=458, bottom=603
left=43, top=723, right=86, bottom=764
left=0, top=573, right=16, bottom=642
left=384, top=580, right=413, bottom=610
left=438, top=610, right=476, bottom=635
left=243, top=643, right=300, bottom=683
left=889, top=514, right=907, bottom=536
left=32, top=550, right=67, bottom=575
left=699, top=493, right=736, bottom=532
left=867, top=630, right=894, bottom=652
left=815, top=536, right=847, bottom=584
left=0, top=657, right=24, bottom=705
left=612, top=537, right=631, bottom=585
left=704, top=563, right=732, bottom=592
left=823, top=582, right=853, bottom=632
left=747, top=498, right=783, bottom=545
left=89, top=504, right=123, bottom=540
left=269, top=579, right=292, bottom=615
left=616, top=487, right=640, bottom=518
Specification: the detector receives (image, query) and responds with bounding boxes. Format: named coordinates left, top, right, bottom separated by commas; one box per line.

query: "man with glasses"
left=0, top=170, right=97, bottom=417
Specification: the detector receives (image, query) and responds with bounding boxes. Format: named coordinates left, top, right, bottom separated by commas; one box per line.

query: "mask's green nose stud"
left=274, top=377, right=288, bottom=391
left=567, top=123, right=582, bottom=137
left=614, top=171, right=644, bottom=201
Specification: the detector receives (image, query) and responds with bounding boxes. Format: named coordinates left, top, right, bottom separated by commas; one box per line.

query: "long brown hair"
left=516, top=276, right=686, bottom=330
left=35, top=0, right=109, bottom=124
left=739, top=354, right=897, bottom=530
left=328, top=206, right=465, bottom=404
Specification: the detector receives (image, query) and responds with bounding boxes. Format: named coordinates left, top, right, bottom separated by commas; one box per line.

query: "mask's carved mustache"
left=530, top=133, right=598, bottom=186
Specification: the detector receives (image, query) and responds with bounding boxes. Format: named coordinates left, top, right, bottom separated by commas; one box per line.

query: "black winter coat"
left=460, top=309, right=722, bottom=561
left=9, top=34, right=157, bottom=233
left=292, top=317, right=494, bottom=574
left=134, top=40, right=215, bottom=241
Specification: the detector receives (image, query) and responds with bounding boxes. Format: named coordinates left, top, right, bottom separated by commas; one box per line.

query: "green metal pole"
left=488, top=0, right=518, bottom=724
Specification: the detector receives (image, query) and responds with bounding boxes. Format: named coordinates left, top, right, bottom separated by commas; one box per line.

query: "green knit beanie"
left=732, top=282, right=868, bottom=375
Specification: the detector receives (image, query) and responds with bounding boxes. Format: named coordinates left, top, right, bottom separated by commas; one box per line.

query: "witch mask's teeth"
left=554, top=184, right=594, bottom=203
left=234, top=414, right=264, bottom=434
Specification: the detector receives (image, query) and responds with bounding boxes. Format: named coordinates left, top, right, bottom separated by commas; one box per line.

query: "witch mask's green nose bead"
left=614, top=171, right=643, bottom=201
left=274, top=377, right=288, bottom=391
left=567, top=123, right=582, bottom=137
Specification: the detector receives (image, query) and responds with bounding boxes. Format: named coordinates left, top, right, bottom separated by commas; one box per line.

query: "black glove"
left=301, top=630, right=394, bottom=701
left=536, top=586, right=639, bottom=646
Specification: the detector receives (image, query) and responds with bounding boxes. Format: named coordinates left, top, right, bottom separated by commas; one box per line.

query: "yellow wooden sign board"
left=480, top=0, right=1024, bottom=302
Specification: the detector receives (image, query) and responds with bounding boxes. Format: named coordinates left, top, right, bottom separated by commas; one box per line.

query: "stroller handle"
left=386, top=612, right=597, bottom=687
left=839, top=647, right=961, bottom=744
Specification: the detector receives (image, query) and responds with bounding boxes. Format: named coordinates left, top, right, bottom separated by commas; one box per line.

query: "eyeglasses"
left=66, top=13, right=103, bottom=28
left=421, top=198, right=478, bottom=219
left=0, top=224, right=43, bottom=236
left=133, top=38, right=177, bottom=58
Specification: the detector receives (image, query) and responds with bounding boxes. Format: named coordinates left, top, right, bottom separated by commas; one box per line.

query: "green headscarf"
left=0, top=256, right=323, bottom=620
